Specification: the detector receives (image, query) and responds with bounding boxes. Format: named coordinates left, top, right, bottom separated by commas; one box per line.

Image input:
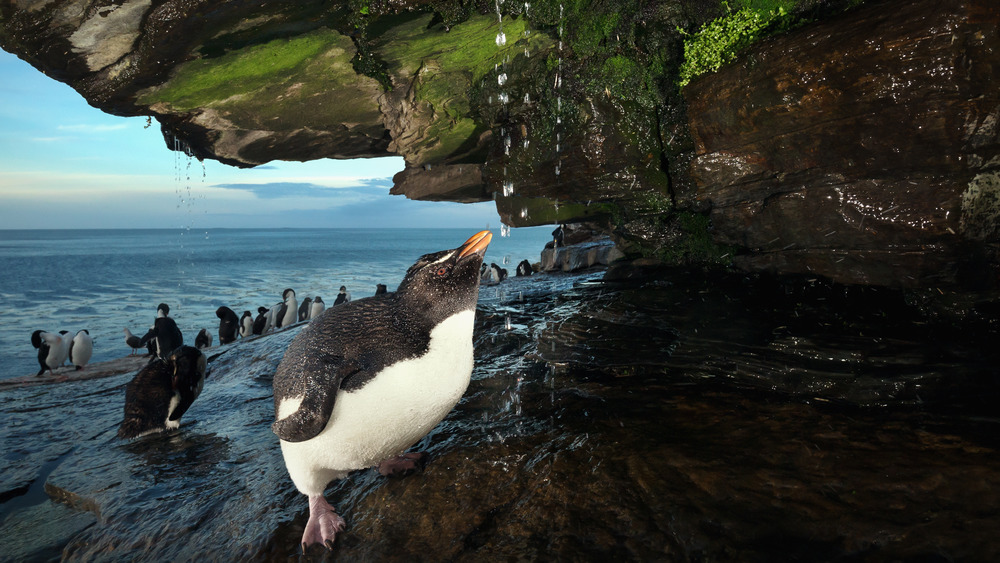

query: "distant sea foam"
left=0, top=227, right=553, bottom=380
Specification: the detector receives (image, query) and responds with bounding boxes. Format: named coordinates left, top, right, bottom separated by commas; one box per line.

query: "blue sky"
left=0, top=50, right=505, bottom=229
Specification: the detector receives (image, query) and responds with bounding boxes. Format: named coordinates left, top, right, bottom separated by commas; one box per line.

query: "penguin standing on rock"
left=195, top=328, right=213, bottom=349
left=333, top=286, right=351, bottom=306
left=375, top=284, right=387, bottom=295
left=239, top=311, right=254, bottom=338
left=139, top=303, right=183, bottom=361
left=70, top=330, right=93, bottom=370
left=31, top=330, right=51, bottom=375
left=118, top=346, right=207, bottom=439
left=272, top=230, right=492, bottom=551
left=252, top=307, right=269, bottom=335
left=216, top=306, right=240, bottom=344
left=298, top=297, right=313, bottom=322
left=309, top=296, right=325, bottom=320
left=273, top=288, right=297, bottom=329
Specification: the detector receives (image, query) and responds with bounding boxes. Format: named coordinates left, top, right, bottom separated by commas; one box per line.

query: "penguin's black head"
left=31, top=330, right=44, bottom=349
left=215, top=306, right=230, bottom=319
left=283, top=288, right=295, bottom=300
left=339, top=286, right=347, bottom=293
left=158, top=303, right=170, bottom=316
left=397, top=230, right=492, bottom=315
left=314, top=296, right=323, bottom=303
left=258, top=306, right=269, bottom=314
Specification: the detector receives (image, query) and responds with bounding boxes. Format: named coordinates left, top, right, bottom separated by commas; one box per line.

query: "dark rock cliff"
left=1, top=0, right=998, bottom=289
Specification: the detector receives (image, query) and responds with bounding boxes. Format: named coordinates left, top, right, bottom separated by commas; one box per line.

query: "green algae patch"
left=139, top=28, right=384, bottom=131
left=376, top=13, right=553, bottom=163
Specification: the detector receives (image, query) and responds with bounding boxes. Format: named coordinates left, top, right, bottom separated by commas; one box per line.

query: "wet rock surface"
left=685, top=0, right=1000, bottom=287
left=2, top=270, right=1000, bottom=561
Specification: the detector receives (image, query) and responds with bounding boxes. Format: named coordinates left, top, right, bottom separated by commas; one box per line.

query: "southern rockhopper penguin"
left=271, top=230, right=493, bottom=551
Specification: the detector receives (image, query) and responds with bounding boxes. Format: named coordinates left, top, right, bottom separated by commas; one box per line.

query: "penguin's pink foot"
left=377, top=451, right=427, bottom=477
left=301, top=495, right=345, bottom=551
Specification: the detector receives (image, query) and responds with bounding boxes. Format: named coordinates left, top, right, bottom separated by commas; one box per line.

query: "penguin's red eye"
left=436, top=267, right=449, bottom=277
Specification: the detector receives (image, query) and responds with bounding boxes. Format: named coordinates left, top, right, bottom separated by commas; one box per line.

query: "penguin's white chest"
left=278, top=310, right=476, bottom=495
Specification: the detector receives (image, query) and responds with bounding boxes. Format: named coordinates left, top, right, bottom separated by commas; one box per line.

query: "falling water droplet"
left=496, top=32, right=506, bottom=46
left=498, top=73, right=507, bottom=86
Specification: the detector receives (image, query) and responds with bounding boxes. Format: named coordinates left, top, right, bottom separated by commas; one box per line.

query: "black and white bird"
left=277, top=288, right=297, bottom=329
left=516, top=259, right=533, bottom=277
left=139, top=303, right=183, bottom=361
left=70, top=329, right=93, bottom=370
left=309, top=296, right=325, bottom=320
left=298, top=297, right=313, bottom=322
left=271, top=230, right=492, bottom=551
left=216, top=306, right=240, bottom=344
left=31, top=330, right=51, bottom=375
left=117, top=346, right=207, bottom=439
left=333, top=286, right=351, bottom=306
left=239, top=311, right=254, bottom=338
left=252, top=306, right=269, bottom=335
left=195, top=328, right=213, bottom=349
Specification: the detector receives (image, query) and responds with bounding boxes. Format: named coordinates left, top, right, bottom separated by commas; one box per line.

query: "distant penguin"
left=31, top=330, right=51, bottom=375
left=117, top=346, right=207, bottom=439
left=34, top=331, right=70, bottom=375
left=265, top=303, right=281, bottom=333
left=516, top=259, right=533, bottom=277
left=239, top=311, right=254, bottom=338
left=70, top=330, right=93, bottom=370
left=279, top=288, right=297, bottom=329
left=298, top=297, right=313, bottom=322
left=139, top=303, right=184, bottom=361
left=195, top=328, right=213, bottom=349
left=123, top=328, right=143, bottom=356
left=375, top=284, right=388, bottom=295
left=333, top=286, right=351, bottom=306
left=492, top=263, right=508, bottom=282
left=309, top=296, right=325, bottom=320
left=482, top=263, right=500, bottom=285
left=216, top=306, right=239, bottom=344
left=252, top=307, right=269, bottom=335
left=272, top=230, right=492, bottom=550
left=59, top=330, right=74, bottom=366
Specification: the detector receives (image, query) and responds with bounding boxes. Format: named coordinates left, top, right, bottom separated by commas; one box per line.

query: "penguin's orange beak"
left=457, top=230, right=493, bottom=259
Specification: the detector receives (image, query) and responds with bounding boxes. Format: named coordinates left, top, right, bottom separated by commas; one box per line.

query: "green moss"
left=139, top=28, right=384, bottom=131
left=143, top=31, right=338, bottom=111
left=677, top=3, right=782, bottom=88
left=377, top=13, right=552, bottom=163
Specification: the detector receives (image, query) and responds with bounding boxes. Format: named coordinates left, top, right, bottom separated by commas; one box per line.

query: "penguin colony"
left=23, top=231, right=542, bottom=554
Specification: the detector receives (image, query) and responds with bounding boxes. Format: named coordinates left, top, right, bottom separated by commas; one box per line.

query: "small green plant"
left=677, top=2, right=786, bottom=88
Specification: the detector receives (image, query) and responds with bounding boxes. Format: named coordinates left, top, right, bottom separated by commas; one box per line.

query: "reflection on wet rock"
left=2, top=270, right=1000, bottom=560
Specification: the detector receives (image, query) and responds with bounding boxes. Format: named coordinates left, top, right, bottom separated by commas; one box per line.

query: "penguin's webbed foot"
left=301, top=495, right=346, bottom=552
left=377, top=451, right=427, bottom=477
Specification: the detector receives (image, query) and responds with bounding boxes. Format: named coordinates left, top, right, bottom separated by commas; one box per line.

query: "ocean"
left=0, top=227, right=554, bottom=380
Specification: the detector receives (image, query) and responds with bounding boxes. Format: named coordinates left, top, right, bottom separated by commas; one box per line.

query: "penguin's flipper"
left=272, top=357, right=361, bottom=443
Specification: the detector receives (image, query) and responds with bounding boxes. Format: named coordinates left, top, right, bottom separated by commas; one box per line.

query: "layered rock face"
left=1, top=0, right=998, bottom=288
left=685, top=0, right=1000, bottom=287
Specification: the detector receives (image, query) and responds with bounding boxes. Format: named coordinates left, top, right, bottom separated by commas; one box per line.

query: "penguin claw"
left=301, top=495, right=346, bottom=552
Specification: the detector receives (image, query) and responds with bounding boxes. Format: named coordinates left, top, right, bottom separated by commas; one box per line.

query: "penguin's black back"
left=118, top=360, right=173, bottom=439
left=216, top=306, right=239, bottom=344
left=272, top=293, right=438, bottom=442
left=252, top=308, right=268, bottom=335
